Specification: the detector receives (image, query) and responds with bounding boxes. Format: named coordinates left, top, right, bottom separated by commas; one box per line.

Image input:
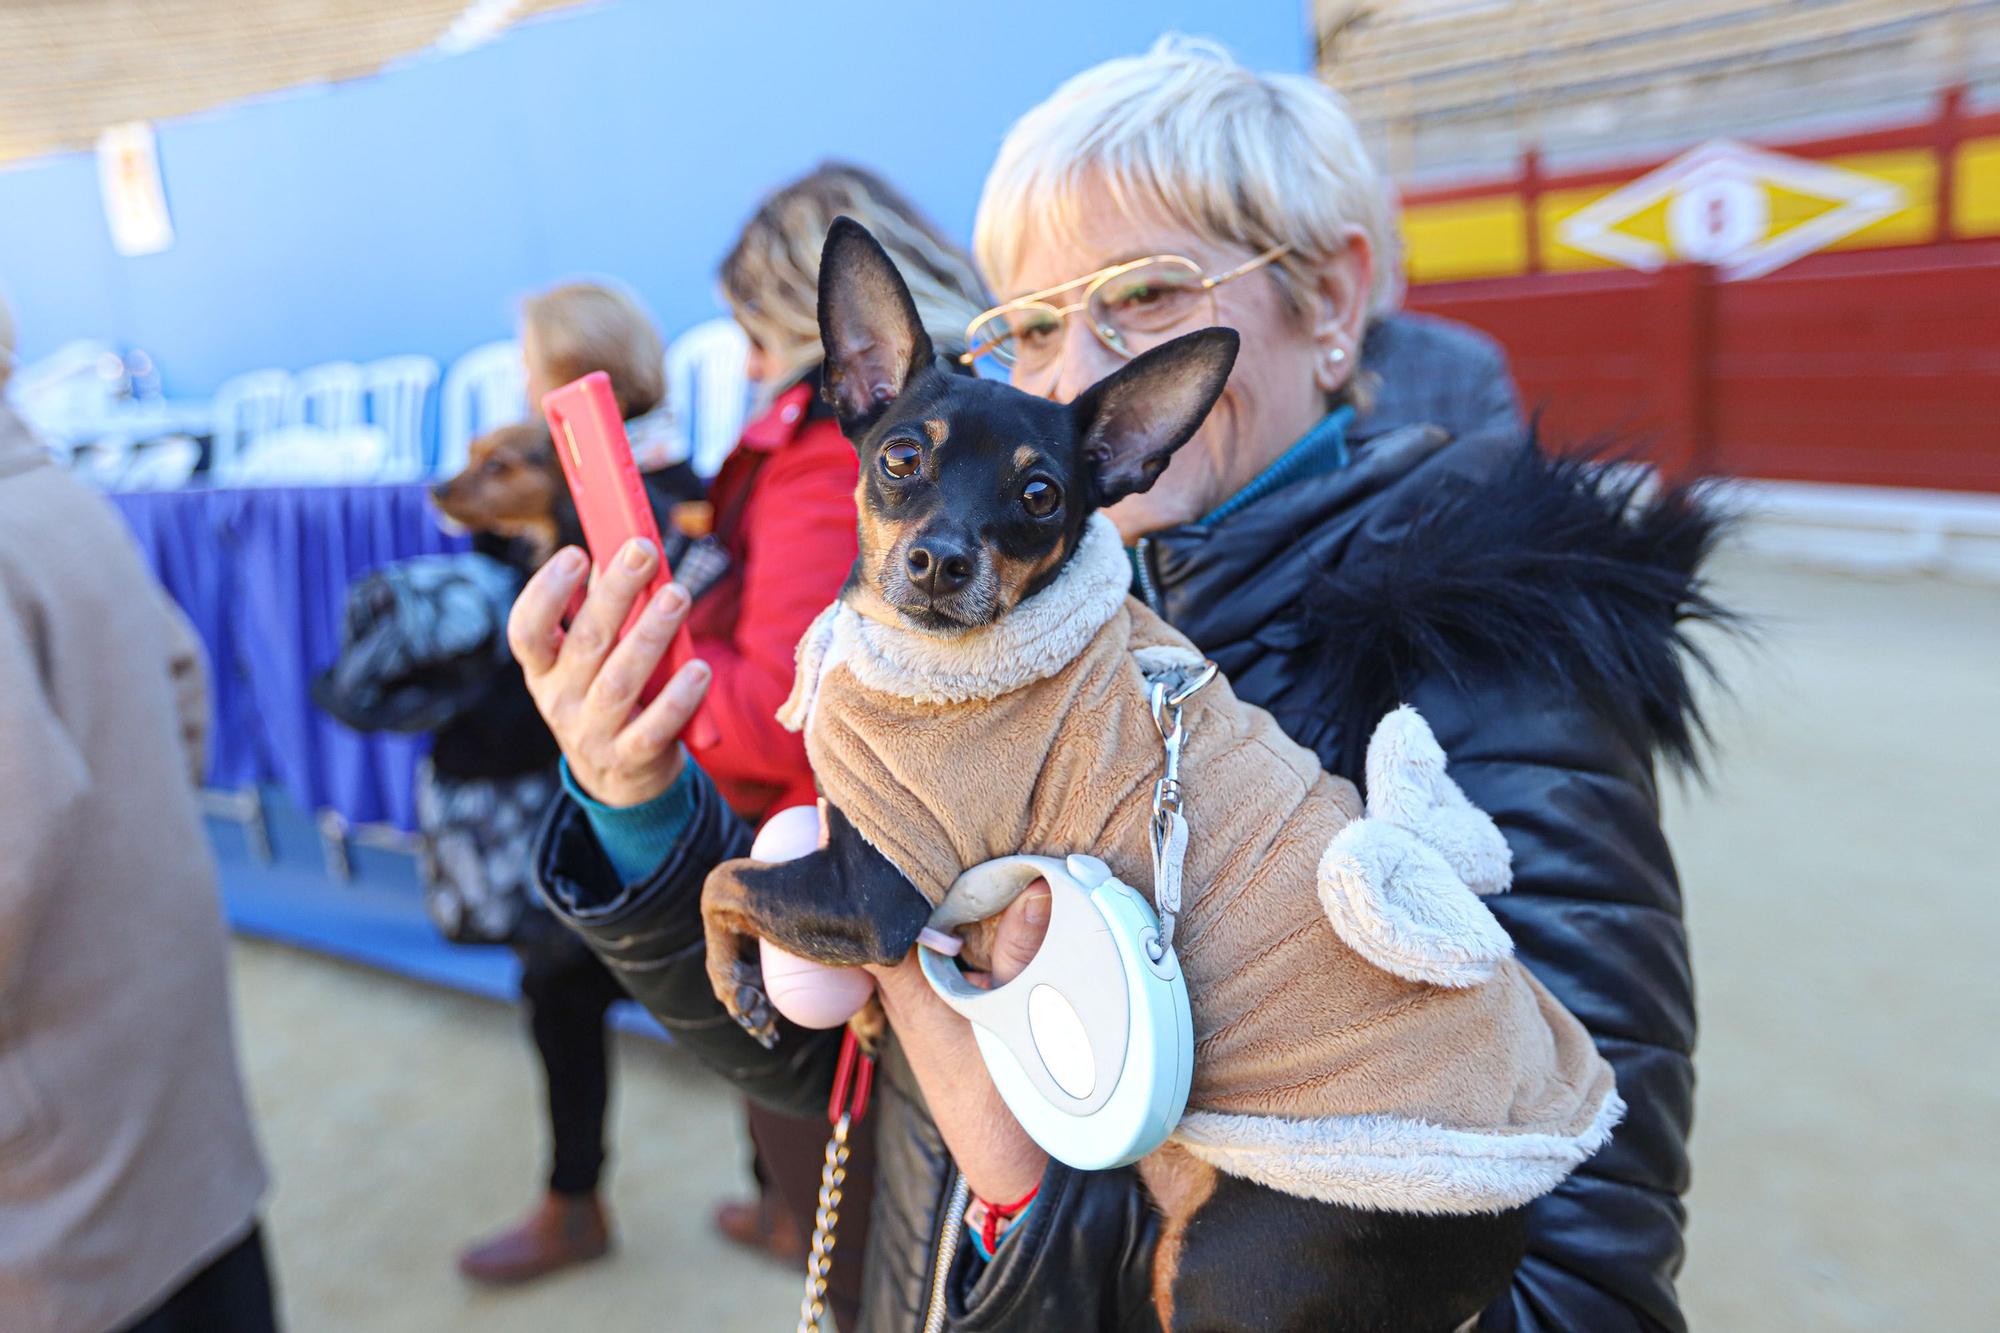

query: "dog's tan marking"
left=990, top=539, right=1068, bottom=615
left=1138, top=1145, right=1220, bottom=1328
left=923, top=418, right=949, bottom=446
left=849, top=495, right=918, bottom=627
left=1013, top=444, right=1039, bottom=472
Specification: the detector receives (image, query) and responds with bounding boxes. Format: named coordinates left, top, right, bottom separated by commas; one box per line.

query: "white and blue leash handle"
left=915, top=660, right=1214, bottom=1171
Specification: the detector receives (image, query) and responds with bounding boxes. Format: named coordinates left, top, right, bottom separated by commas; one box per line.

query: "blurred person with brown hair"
left=696, top=161, right=996, bottom=1287
left=0, top=294, right=276, bottom=1332
left=521, top=279, right=692, bottom=483
left=452, top=279, right=696, bottom=1286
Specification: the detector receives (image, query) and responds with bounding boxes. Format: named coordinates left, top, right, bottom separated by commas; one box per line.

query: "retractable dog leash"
left=795, top=661, right=1214, bottom=1329
left=917, top=661, right=1214, bottom=1171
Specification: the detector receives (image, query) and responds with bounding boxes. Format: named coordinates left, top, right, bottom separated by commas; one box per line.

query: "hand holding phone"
left=541, top=371, right=717, bottom=750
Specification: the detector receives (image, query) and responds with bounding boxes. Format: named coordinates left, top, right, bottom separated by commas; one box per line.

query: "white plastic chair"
left=286, top=361, right=367, bottom=433
left=227, top=424, right=391, bottom=485
left=438, top=340, right=526, bottom=476
left=11, top=339, right=121, bottom=446
left=210, top=369, right=293, bottom=479
left=364, top=355, right=440, bottom=479
left=114, top=436, right=202, bottom=491
left=665, top=318, right=751, bottom=478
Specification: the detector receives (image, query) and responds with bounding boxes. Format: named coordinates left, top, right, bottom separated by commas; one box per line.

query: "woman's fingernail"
left=1024, top=889, right=1051, bottom=926
left=556, top=546, right=587, bottom=574
left=657, top=583, right=689, bottom=615
left=621, top=539, right=655, bottom=570
left=688, top=659, right=711, bottom=683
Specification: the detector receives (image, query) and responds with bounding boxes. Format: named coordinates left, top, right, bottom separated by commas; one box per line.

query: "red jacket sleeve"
left=690, top=423, right=856, bottom=809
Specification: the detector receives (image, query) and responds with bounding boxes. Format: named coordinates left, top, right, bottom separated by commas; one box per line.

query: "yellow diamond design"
left=1556, top=139, right=1905, bottom=280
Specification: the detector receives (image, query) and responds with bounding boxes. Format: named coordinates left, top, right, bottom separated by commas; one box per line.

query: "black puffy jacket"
left=535, top=421, right=1724, bottom=1332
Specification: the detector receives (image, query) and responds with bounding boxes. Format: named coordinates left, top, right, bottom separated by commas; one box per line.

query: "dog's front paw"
left=729, top=956, right=780, bottom=1049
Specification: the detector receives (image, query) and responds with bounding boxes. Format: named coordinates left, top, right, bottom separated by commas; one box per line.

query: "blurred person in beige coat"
left=0, top=295, right=276, bottom=1333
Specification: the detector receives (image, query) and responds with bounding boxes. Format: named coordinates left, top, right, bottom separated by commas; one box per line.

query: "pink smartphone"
left=541, top=372, right=715, bottom=748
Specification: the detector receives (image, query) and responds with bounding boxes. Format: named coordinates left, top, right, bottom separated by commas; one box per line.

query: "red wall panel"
left=1706, top=244, right=2000, bottom=490
left=1406, top=241, right=2000, bottom=493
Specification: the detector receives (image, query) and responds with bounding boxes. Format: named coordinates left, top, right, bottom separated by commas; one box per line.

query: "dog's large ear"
left=1071, top=327, right=1239, bottom=507
left=818, top=216, right=936, bottom=431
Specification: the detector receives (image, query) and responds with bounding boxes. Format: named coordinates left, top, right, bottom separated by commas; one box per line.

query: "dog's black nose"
left=907, top=541, right=973, bottom=596
left=429, top=481, right=451, bottom=502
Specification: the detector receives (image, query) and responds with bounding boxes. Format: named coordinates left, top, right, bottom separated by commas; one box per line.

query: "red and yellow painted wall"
left=1395, top=90, right=2000, bottom=493
left=1401, top=91, right=2000, bottom=281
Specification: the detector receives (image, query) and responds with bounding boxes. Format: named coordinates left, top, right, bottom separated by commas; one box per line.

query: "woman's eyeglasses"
left=961, top=245, right=1289, bottom=385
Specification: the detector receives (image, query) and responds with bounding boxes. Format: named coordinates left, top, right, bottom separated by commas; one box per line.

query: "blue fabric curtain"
left=112, top=483, right=468, bottom=830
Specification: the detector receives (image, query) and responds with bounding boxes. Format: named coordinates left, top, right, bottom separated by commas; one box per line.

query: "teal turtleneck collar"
left=1200, top=405, right=1354, bottom=526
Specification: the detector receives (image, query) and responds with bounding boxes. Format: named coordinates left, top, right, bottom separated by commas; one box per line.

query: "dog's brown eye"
left=1021, top=478, right=1061, bottom=518
left=880, top=442, right=921, bottom=479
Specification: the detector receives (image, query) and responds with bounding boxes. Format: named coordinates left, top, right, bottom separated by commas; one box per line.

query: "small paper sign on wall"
left=96, top=121, right=176, bottom=257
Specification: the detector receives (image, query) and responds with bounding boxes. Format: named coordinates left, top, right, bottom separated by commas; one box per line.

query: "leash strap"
left=1146, top=660, right=1217, bottom=961
left=798, top=1029, right=874, bottom=1333
left=1151, top=809, right=1189, bottom=959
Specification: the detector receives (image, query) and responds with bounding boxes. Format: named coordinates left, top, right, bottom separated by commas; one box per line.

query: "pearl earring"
left=1328, top=347, right=1348, bottom=365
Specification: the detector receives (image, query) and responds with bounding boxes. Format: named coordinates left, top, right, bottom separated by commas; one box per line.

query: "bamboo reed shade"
left=1316, top=0, right=1994, bottom=178
left=0, top=0, right=591, bottom=164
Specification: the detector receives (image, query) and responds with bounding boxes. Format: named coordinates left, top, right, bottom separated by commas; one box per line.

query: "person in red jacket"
left=542, top=163, right=990, bottom=1325
left=675, top=376, right=849, bottom=817
left=684, top=162, right=987, bottom=829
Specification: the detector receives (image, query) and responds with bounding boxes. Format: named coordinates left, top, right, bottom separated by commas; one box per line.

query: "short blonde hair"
left=974, top=35, right=1401, bottom=320
left=721, top=162, right=989, bottom=402
left=521, top=281, right=666, bottom=420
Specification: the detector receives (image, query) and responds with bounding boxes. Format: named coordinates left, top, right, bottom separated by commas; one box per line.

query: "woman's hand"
left=506, top=539, right=712, bottom=807
left=867, top=884, right=1054, bottom=1203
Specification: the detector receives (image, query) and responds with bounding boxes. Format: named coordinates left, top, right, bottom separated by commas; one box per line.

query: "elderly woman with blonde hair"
left=514, top=38, right=1720, bottom=1331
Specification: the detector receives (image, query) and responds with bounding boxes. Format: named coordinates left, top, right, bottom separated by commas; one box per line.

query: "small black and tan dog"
left=707, top=220, right=1241, bottom=970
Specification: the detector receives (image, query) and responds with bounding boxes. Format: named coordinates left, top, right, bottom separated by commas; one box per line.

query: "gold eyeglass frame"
left=960, top=243, right=1291, bottom=376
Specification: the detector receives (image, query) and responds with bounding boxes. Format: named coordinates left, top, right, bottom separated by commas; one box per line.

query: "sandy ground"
left=1665, top=555, right=2000, bottom=1331
left=228, top=552, right=2000, bottom=1332
left=230, top=946, right=800, bottom=1333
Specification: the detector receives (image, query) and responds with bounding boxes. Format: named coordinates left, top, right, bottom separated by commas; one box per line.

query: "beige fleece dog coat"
left=718, top=513, right=1619, bottom=1221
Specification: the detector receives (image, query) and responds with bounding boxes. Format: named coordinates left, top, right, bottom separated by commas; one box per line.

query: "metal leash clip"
left=798, top=1029, right=875, bottom=1333
left=1146, top=660, right=1217, bottom=961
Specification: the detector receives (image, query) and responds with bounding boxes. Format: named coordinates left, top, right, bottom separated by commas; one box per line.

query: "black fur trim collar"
left=1299, top=438, right=1734, bottom=776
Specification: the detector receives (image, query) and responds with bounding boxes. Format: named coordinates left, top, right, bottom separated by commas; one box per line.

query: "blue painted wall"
left=0, top=1, right=1306, bottom=397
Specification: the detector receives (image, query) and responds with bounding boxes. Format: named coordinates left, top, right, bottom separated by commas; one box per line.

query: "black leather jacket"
left=535, top=422, right=1724, bottom=1332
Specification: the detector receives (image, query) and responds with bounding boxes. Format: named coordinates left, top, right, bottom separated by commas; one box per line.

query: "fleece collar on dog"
left=779, top=512, right=1131, bottom=730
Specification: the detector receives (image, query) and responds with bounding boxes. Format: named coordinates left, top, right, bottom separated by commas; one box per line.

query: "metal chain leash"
left=796, top=1111, right=852, bottom=1333
left=1147, top=660, right=1217, bottom=960
left=797, top=1029, right=874, bottom=1333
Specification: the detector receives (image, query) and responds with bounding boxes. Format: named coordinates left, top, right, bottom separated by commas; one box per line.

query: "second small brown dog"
left=431, top=422, right=582, bottom=565
left=433, top=421, right=712, bottom=569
